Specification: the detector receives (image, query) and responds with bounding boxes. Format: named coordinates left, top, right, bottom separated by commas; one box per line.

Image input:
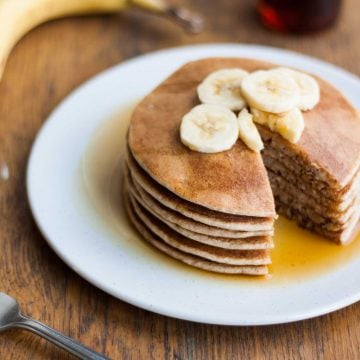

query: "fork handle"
left=13, top=315, right=109, bottom=360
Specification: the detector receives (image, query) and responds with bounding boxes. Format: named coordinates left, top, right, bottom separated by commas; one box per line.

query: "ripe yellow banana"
left=0, top=0, right=202, bottom=80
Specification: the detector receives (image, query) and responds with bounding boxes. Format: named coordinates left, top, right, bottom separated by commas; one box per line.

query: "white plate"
left=27, top=44, right=360, bottom=325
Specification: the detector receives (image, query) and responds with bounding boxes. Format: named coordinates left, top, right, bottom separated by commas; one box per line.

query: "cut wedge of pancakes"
left=129, top=194, right=271, bottom=265
left=125, top=193, right=269, bottom=275
left=126, top=150, right=274, bottom=231
left=125, top=170, right=274, bottom=250
left=125, top=58, right=360, bottom=275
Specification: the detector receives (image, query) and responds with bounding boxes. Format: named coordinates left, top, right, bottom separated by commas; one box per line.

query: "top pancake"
left=128, top=58, right=275, bottom=217
left=128, top=58, right=360, bottom=216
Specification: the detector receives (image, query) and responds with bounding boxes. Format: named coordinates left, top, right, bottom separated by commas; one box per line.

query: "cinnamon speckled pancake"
left=124, top=170, right=273, bottom=249
left=126, top=165, right=274, bottom=232
left=129, top=195, right=271, bottom=265
left=128, top=58, right=360, bottom=217
left=126, top=152, right=274, bottom=231
left=128, top=59, right=276, bottom=217
left=260, top=127, right=360, bottom=197
left=157, top=217, right=274, bottom=250
left=128, top=172, right=273, bottom=238
left=125, top=194, right=269, bottom=275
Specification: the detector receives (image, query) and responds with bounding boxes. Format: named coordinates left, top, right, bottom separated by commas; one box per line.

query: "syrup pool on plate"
left=80, top=104, right=360, bottom=284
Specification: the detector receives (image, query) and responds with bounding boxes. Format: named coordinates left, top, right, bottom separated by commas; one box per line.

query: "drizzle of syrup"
left=81, top=104, right=360, bottom=284
left=270, top=216, right=360, bottom=282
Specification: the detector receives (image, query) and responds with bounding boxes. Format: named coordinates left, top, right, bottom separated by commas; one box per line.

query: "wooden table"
left=1, top=0, right=359, bottom=358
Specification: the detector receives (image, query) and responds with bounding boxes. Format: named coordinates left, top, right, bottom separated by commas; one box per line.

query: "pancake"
left=128, top=178, right=273, bottom=238
left=276, top=199, right=360, bottom=244
left=128, top=58, right=360, bottom=218
left=128, top=173, right=273, bottom=239
left=154, top=215, right=274, bottom=250
left=261, top=131, right=360, bottom=203
left=257, top=105, right=360, bottom=243
left=130, top=168, right=273, bottom=231
left=128, top=59, right=278, bottom=218
left=126, top=170, right=274, bottom=250
left=256, top=100, right=360, bottom=190
left=125, top=194, right=269, bottom=275
left=263, top=153, right=360, bottom=210
left=273, top=189, right=359, bottom=232
left=126, top=150, right=274, bottom=230
left=267, top=171, right=359, bottom=224
left=129, top=194, right=271, bottom=265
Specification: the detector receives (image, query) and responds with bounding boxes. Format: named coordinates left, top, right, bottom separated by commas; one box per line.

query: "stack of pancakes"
left=261, top=127, right=360, bottom=244
left=125, top=150, right=276, bottom=275
left=256, top=67, right=360, bottom=244
left=124, top=57, right=360, bottom=275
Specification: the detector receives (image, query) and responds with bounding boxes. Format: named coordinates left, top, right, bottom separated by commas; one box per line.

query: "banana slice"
left=273, top=67, right=320, bottom=111
left=180, top=104, right=239, bottom=153
left=237, top=109, right=264, bottom=153
left=241, top=70, right=300, bottom=113
left=197, top=69, right=249, bottom=111
left=251, top=108, right=305, bottom=144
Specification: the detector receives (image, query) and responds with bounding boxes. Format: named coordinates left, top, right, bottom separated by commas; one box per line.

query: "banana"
left=237, top=108, right=264, bottom=153
left=180, top=104, right=239, bottom=153
left=273, top=67, right=320, bottom=111
left=251, top=107, right=304, bottom=144
left=241, top=69, right=300, bottom=114
left=0, top=0, right=202, bottom=81
left=197, top=68, right=249, bottom=111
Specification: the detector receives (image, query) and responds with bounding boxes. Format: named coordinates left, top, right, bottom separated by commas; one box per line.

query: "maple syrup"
left=257, top=0, right=342, bottom=33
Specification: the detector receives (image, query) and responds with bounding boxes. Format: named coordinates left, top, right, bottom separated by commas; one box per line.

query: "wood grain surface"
left=1, top=0, right=360, bottom=359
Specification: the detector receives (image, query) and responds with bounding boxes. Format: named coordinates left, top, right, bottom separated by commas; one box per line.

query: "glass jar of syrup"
left=257, top=0, right=342, bottom=33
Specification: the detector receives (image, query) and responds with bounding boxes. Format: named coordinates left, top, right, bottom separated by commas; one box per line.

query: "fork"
left=0, top=292, right=109, bottom=359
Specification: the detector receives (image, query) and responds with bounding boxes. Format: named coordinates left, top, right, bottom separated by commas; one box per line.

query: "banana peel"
left=0, top=0, right=203, bottom=80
